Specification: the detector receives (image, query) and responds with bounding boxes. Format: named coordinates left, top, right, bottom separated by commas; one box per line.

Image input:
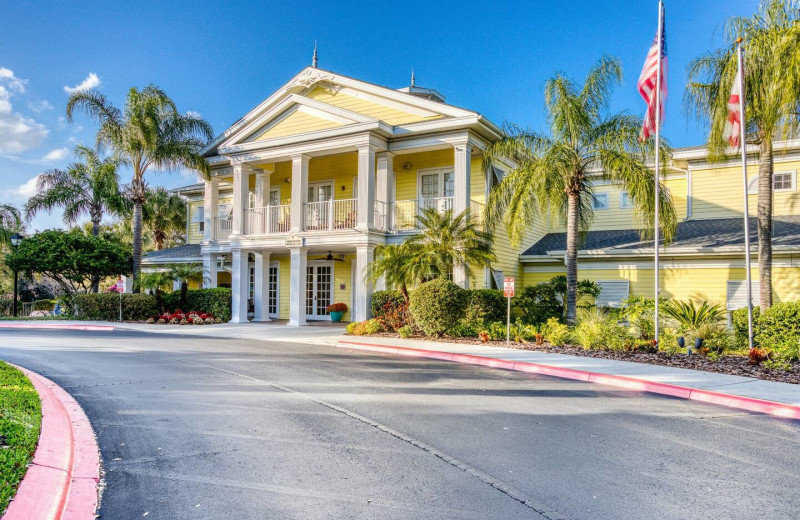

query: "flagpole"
left=737, top=40, right=755, bottom=351
left=653, top=0, right=664, bottom=346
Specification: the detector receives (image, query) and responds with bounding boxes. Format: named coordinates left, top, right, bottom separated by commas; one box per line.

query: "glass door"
left=307, top=182, right=333, bottom=230
left=268, top=263, right=279, bottom=318
left=305, top=263, right=333, bottom=319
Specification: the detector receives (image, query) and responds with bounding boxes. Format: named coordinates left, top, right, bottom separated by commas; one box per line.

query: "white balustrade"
left=245, top=205, right=291, bottom=235
left=214, top=217, right=232, bottom=241
left=304, top=199, right=357, bottom=231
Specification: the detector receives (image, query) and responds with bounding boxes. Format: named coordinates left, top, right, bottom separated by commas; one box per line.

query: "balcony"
left=389, top=197, right=484, bottom=232
left=214, top=217, right=232, bottom=241
left=245, top=205, right=291, bottom=235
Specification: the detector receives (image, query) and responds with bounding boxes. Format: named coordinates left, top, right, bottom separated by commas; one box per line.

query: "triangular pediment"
left=207, top=67, right=479, bottom=154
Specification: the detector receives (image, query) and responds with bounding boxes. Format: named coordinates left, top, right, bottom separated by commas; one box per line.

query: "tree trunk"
left=90, top=216, right=102, bottom=293
left=565, top=192, right=580, bottom=324
left=400, top=283, right=410, bottom=304
left=757, top=138, right=773, bottom=309
left=132, top=199, right=143, bottom=294
left=181, top=281, right=188, bottom=310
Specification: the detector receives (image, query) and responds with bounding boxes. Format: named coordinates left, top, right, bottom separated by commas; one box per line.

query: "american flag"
left=638, top=8, right=667, bottom=141
left=723, top=65, right=742, bottom=148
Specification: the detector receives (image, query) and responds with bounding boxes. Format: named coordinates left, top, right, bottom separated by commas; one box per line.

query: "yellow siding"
left=548, top=176, right=688, bottom=233
left=308, top=153, right=359, bottom=198
left=306, top=87, right=440, bottom=126
left=254, top=109, right=342, bottom=141
left=333, top=255, right=354, bottom=322
left=692, top=160, right=800, bottom=219
left=187, top=201, right=204, bottom=244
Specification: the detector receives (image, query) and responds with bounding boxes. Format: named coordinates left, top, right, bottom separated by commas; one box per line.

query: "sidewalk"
left=335, top=335, right=800, bottom=419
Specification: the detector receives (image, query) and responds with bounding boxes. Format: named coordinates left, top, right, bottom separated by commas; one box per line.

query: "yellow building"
left=143, top=65, right=800, bottom=324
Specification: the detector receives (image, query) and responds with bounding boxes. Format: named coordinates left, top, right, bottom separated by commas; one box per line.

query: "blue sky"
left=1, top=0, right=754, bottom=230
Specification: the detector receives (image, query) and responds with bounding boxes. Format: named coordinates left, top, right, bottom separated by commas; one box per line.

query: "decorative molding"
left=286, top=69, right=336, bottom=90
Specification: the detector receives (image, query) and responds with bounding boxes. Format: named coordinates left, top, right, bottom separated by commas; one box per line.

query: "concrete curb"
left=0, top=323, right=113, bottom=331
left=336, top=340, right=800, bottom=421
left=2, top=366, right=100, bottom=520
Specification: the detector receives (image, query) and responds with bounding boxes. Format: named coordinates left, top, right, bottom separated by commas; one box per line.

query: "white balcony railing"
left=374, top=200, right=387, bottom=231
left=214, top=217, right=232, bottom=241
left=389, top=197, right=487, bottom=232
left=304, top=199, right=357, bottom=231
left=244, top=205, right=291, bottom=235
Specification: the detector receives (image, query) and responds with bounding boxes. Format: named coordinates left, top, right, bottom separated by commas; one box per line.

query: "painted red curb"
left=2, top=366, right=100, bottom=520
left=0, top=323, right=113, bottom=331
left=336, top=340, right=800, bottom=421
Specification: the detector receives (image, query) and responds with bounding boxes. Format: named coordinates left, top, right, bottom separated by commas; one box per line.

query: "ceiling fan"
left=312, top=251, right=345, bottom=262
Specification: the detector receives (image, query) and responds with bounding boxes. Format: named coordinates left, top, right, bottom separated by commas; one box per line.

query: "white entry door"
left=307, top=182, right=333, bottom=230
left=306, top=262, right=333, bottom=319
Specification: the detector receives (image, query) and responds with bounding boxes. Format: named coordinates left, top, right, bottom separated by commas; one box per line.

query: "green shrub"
left=731, top=306, right=761, bottom=348
left=514, top=283, right=561, bottom=325
left=73, top=293, right=157, bottom=321
left=543, top=317, right=571, bottom=346
left=32, top=299, right=56, bottom=312
left=510, top=319, right=538, bottom=343
left=447, top=319, right=481, bottom=338
left=163, top=288, right=231, bottom=321
left=465, top=289, right=506, bottom=323
left=371, top=290, right=404, bottom=317
left=0, top=299, right=17, bottom=317
left=573, top=308, right=630, bottom=350
left=658, top=327, right=683, bottom=355
left=346, top=321, right=359, bottom=334
left=409, top=279, right=468, bottom=337
left=364, top=319, right=383, bottom=335
left=756, top=302, right=800, bottom=361
left=398, top=325, right=413, bottom=338
left=483, top=321, right=508, bottom=341
left=763, top=359, right=792, bottom=371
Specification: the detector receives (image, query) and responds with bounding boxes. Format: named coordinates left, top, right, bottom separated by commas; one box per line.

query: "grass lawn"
left=0, top=362, right=41, bottom=514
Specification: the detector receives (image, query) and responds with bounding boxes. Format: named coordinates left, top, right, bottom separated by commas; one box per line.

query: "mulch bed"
left=365, top=332, right=800, bottom=385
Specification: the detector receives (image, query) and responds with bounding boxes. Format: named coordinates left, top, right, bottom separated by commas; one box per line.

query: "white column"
left=202, top=254, right=217, bottom=288
left=230, top=249, right=249, bottom=323
left=288, top=247, right=308, bottom=326
left=203, top=177, right=219, bottom=242
left=254, top=169, right=272, bottom=208
left=453, top=142, right=472, bottom=288
left=253, top=251, right=271, bottom=322
left=231, top=164, right=250, bottom=236
left=353, top=245, right=375, bottom=321
left=376, top=152, right=394, bottom=231
left=290, top=155, right=309, bottom=233
left=356, top=146, right=376, bottom=231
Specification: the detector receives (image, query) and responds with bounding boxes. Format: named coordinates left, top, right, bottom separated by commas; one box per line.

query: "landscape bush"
left=573, top=308, right=629, bottom=350
left=73, top=293, right=157, bottom=321
left=447, top=319, right=481, bottom=338
left=409, top=279, right=468, bottom=337
left=732, top=306, right=761, bottom=348
left=514, top=283, right=561, bottom=325
left=31, top=299, right=56, bottom=312
left=543, top=317, right=571, bottom=346
left=397, top=325, right=413, bottom=338
left=346, top=319, right=382, bottom=336
left=370, top=290, right=404, bottom=318
left=0, top=299, right=16, bottom=317
left=374, top=298, right=410, bottom=332
left=465, top=289, right=507, bottom=323
left=755, top=301, right=800, bottom=360
left=163, top=288, right=232, bottom=322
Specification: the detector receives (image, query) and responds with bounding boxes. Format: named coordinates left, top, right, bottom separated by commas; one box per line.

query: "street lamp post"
left=10, top=233, right=21, bottom=318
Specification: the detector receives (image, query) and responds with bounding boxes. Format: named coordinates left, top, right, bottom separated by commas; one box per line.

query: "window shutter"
left=190, top=206, right=204, bottom=223
left=727, top=280, right=760, bottom=311
left=595, top=280, right=629, bottom=308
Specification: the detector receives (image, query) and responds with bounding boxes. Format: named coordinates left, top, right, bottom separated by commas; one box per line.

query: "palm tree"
left=0, top=204, right=22, bottom=246
left=25, top=145, right=123, bottom=237
left=66, top=86, right=213, bottom=291
left=366, top=208, right=495, bottom=301
left=141, top=187, right=187, bottom=250
left=483, top=56, right=677, bottom=323
left=685, top=0, right=800, bottom=309
left=405, top=208, right=495, bottom=281
left=169, top=263, right=202, bottom=309
left=140, top=270, right=174, bottom=314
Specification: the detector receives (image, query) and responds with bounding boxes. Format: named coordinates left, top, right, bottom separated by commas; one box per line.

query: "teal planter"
left=330, top=311, right=344, bottom=322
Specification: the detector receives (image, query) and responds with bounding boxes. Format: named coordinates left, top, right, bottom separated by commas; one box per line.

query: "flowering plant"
left=327, top=303, right=348, bottom=313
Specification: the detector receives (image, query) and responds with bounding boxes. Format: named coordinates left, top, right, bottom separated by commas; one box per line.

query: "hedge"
left=32, top=299, right=56, bottom=312
left=755, top=301, right=800, bottom=360
left=732, top=306, right=761, bottom=348
left=465, top=289, right=507, bottom=323
left=162, top=288, right=232, bottom=322
left=73, top=293, right=157, bottom=321
left=0, top=299, right=16, bottom=317
left=409, top=279, right=467, bottom=337
left=371, top=290, right=405, bottom=318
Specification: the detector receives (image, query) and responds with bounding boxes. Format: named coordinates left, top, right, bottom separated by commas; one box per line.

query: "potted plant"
left=327, top=303, right=348, bottom=322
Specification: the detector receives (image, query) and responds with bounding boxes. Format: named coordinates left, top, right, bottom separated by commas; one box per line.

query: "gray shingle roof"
left=143, top=244, right=202, bottom=262
left=522, top=216, right=800, bottom=256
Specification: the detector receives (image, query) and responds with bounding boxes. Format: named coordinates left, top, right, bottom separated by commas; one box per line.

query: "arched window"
left=747, top=171, right=796, bottom=194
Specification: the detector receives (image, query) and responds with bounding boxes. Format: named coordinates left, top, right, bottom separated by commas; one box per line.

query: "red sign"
left=503, top=277, right=515, bottom=297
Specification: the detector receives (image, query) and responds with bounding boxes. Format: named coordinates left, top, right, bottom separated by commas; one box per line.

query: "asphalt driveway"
left=0, top=328, right=798, bottom=519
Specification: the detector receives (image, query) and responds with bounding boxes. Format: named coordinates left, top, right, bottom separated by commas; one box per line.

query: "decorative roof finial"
left=411, top=68, right=415, bottom=87
left=312, top=41, right=318, bottom=68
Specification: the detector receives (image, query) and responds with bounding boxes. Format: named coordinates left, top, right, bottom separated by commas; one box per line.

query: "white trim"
left=747, top=170, right=796, bottom=194
left=523, top=257, right=800, bottom=271
left=268, top=261, right=280, bottom=319
left=591, top=193, right=609, bottom=210
left=305, top=260, right=335, bottom=320
left=417, top=166, right=455, bottom=200
left=619, top=191, right=634, bottom=209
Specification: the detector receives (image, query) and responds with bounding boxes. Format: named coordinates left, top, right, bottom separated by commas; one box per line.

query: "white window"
left=269, top=187, right=280, bottom=206
left=592, top=193, right=609, bottom=210
left=727, top=280, right=760, bottom=311
left=248, top=191, right=256, bottom=209
left=308, top=182, right=333, bottom=202
left=747, top=171, right=796, bottom=194
left=620, top=191, right=635, bottom=209
left=596, top=280, right=629, bottom=308
left=190, top=206, right=204, bottom=223
left=217, top=203, right=233, bottom=218
left=418, top=168, right=455, bottom=200
left=352, top=176, right=358, bottom=199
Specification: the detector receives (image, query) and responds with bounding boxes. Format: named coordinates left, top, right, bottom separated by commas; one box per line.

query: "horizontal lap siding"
left=254, top=110, right=342, bottom=141
left=692, top=159, right=800, bottom=219
left=306, top=87, right=438, bottom=126
left=308, top=153, right=359, bottom=198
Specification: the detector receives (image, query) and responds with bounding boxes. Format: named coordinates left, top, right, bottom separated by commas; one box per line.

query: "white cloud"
left=186, top=110, right=202, bottom=118
left=0, top=69, right=48, bottom=154
left=13, top=175, right=40, bottom=198
left=63, top=73, right=100, bottom=94
left=28, top=99, right=53, bottom=112
left=42, top=147, right=70, bottom=161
